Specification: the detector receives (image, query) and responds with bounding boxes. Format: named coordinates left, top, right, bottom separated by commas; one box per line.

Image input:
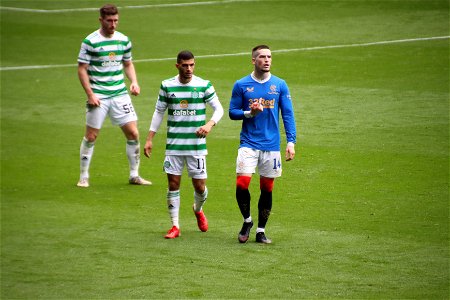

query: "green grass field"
left=1, top=0, right=448, bottom=298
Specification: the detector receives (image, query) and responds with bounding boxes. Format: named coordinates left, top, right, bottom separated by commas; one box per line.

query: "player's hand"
left=130, top=82, right=140, bottom=96
left=250, top=100, right=263, bottom=116
left=144, top=140, right=153, bottom=158
left=285, top=144, right=295, bottom=161
left=195, top=123, right=212, bottom=138
left=87, top=94, right=101, bottom=107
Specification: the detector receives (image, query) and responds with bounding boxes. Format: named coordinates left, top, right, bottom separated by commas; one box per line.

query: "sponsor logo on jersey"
left=102, top=60, right=121, bottom=67
left=173, top=109, right=197, bottom=116
left=101, top=52, right=121, bottom=67
left=246, top=87, right=254, bottom=92
left=180, top=100, right=189, bottom=109
left=173, top=99, right=196, bottom=115
left=249, top=97, right=275, bottom=109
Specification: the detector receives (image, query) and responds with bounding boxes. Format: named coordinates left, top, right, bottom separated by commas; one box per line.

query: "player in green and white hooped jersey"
left=144, top=50, right=224, bottom=239
left=76, top=4, right=151, bottom=188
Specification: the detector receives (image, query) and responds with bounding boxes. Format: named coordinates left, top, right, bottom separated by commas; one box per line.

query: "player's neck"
left=251, top=71, right=271, bottom=83
left=178, top=75, right=192, bottom=84
left=99, top=28, right=114, bottom=38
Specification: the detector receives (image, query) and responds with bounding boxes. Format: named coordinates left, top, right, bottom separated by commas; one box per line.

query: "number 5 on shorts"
left=122, top=103, right=134, bottom=114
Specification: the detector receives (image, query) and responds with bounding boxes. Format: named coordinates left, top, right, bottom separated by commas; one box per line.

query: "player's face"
left=252, top=49, right=272, bottom=73
left=99, top=14, right=119, bottom=37
left=176, top=59, right=195, bottom=83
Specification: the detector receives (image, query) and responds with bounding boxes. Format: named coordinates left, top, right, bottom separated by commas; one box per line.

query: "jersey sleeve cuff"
left=244, top=111, right=253, bottom=118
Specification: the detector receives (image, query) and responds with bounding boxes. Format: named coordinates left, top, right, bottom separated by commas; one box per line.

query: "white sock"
left=126, top=140, right=140, bottom=178
left=167, top=190, right=180, bottom=228
left=193, top=187, right=208, bottom=212
left=80, top=137, right=94, bottom=180
left=244, top=216, right=252, bottom=223
left=256, top=227, right=265, bottom=234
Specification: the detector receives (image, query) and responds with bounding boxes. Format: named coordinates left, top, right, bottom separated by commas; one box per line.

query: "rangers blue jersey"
left=229, top=73, right=296, bottom=151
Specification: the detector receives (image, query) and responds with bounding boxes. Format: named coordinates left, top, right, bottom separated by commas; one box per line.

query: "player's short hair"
left=252, top=45, right=270, bottom=58
left=100, top=4, right=119, bottom=18
left=177, top=50, right=195, bottom=63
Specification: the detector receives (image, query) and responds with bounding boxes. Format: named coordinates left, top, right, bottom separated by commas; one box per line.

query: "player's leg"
left=236, top=174, right=252, bottom=221
left=120, top=121, right=150, bottom=185
left=77, top=101, right=108, bottom=187
left=256, top=176, right=274, bottom=244
left=188, top=156, right=208, bottom=232
left=235, top=147, right=258, bottom=243
left=236, top=174, right=253, bottom=242
left=191, top=178, right=208, bottom=232
left=113, top=95, right=150, bottom=185
left=163, top=156, right=184, bottom=238
left=78, top=126, right=99, bottom=187
left=192, top=178, right=208, bottom=211
left=166, top=173, right=181, bottom=238
left=255, top=151, right=282, bottom=244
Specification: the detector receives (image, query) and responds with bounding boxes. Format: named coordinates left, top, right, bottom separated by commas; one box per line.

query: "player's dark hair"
left=252, top=45, right=270, bottom=57
left=177, top=50, right=195, bottom=63
left=100, top=4, right=118, bottom=18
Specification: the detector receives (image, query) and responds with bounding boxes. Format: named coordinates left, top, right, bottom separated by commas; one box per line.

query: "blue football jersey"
left=229, top=73, right=296, bottom=151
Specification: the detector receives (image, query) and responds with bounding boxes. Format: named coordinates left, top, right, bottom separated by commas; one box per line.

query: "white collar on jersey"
left=251, top=72, right=271, bottom=84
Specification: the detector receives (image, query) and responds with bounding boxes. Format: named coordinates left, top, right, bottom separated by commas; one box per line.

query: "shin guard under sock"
left=257, top=190, right=273, bottom=229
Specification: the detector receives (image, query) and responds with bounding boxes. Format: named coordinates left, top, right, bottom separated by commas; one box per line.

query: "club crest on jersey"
left=268, top=85, right=279, bottom=95
left=192, top=88, right=199, bottom=99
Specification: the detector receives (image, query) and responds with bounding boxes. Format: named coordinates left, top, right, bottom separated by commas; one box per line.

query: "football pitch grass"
left=1, top=0, right=448, bottom=298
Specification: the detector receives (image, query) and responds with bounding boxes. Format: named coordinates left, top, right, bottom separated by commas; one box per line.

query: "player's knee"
left=127, top=131, right=139, bottom=141
left=236, top=175, right=251, bottom=190
left=122, top=122, right=139, bottom=140
left=193, top=179, right=206, bottom=194
left=168, top=175, right=181, bottom=191
left=85, top=132, right=97, bottom=143
left=260, top=177, right=274, bottom=192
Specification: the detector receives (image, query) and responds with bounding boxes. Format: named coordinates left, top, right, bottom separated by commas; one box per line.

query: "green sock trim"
left=83, top=138, right=95, bottom=148
left=127, top=140, right=139, bottom=145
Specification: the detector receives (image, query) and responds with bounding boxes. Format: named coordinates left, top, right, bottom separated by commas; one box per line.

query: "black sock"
left=258, top=190, right=272, bottom=228
left=236, top=188, right=251, bottom=220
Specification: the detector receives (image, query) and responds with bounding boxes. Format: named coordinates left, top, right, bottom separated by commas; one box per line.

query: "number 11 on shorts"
left=197, top=158, right=205, bottom=170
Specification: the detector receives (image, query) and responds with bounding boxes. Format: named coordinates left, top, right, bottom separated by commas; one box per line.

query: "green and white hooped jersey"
left=78, top=30, right=131, bottom=99
left=157, top=75, right=218, bottom=156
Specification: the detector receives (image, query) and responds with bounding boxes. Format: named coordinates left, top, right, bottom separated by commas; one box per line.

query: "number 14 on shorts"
left=273, top=158, right=281, bottom=170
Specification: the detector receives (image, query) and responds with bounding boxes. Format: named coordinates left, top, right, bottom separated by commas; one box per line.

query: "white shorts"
left=236, top=147, right=282, bottom=178
left=86, top=94, right=138, bottom=129
left=163, top=155, right=207, bottom=179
